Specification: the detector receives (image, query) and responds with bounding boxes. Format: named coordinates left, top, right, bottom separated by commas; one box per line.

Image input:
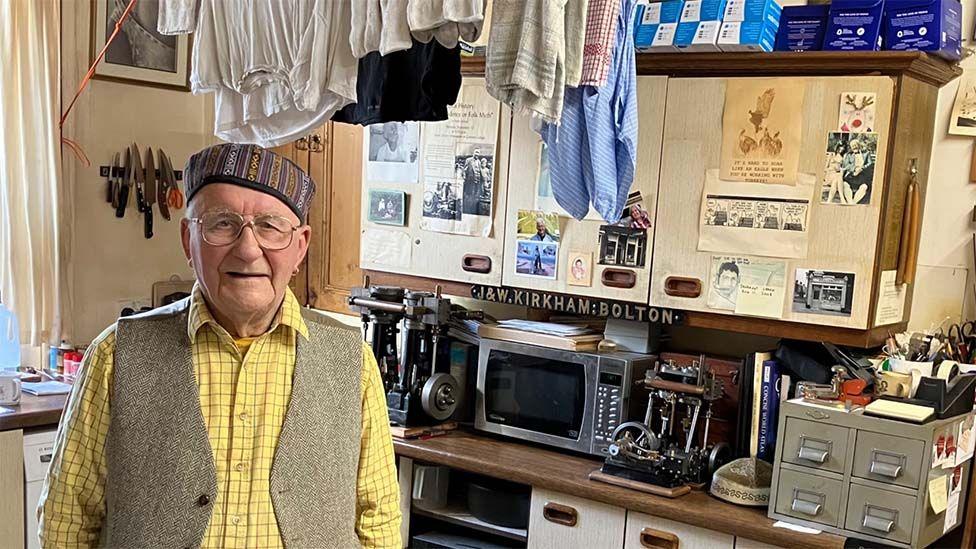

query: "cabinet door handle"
left=462, top=254, right=492, bottom=274
left=640, top=527, right=679, bottom=549
left=664, top=276, right=702, bottom=298
left=869, top=449, right=905, bottom=479
left=602, top=268, right=636, bottom=289
left=797, top=435, right=832, bottom=464
left=862, top=504, right=898, bottom=533
left=791, top=489, right=825, bottom=517
left=542, top=501, right=578, bottom=527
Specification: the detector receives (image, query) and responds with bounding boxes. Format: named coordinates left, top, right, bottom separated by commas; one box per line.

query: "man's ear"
left=294, top=224, right=311, bottom=267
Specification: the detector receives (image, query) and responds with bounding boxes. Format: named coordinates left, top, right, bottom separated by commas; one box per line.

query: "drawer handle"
left=542, top=501, right=578, bottom=527
left=664, top=276, right=702, bottom=298
left=797, top=435, right=832, bottom=464
left=640, top=527, right=679, bottom=549
left=462, top=254, right=492, bottom=274
left=862, top=504, right=898, bottom=534
left=791, top=489, right=825, bottom=517
left=602, top=268, right=637, bottom=289
left=869, top=449, right=906, bottom=479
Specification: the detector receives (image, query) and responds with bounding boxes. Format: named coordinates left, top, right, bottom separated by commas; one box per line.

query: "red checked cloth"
left=579, top=0, right=620, bottom=87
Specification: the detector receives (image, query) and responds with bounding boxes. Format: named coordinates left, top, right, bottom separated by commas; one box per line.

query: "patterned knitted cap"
left=184, top=143, right=315, bottom=222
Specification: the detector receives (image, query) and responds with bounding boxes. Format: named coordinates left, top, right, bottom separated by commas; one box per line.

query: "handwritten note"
left=929, top=475, right=948, bottom=514
left=361, top=228, right=412, bottom=269
left=875, top=270, right=907, bottom=326
left=735, top=284, right=785, bottom=318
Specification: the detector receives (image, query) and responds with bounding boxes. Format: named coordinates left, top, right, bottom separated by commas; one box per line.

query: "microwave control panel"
left=594, top=371, right=625, bottom=453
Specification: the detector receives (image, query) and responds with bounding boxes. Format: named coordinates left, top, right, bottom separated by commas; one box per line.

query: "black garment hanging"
left=332, top=38, right=462, bottom=126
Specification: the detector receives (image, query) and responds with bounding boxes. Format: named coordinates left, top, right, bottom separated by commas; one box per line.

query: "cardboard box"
left=882, top=0, right=962, bottom=61
left=774, top=4, right=830, bottom=51
left=675, top=0, right=729, bottom=51
left=823, top=0, right=885, bottom=51
left=722, top=0, right=782, bottom=23
left=718, top=18, right=780, bottom=51
left=634, top=0, right=685, bottom=51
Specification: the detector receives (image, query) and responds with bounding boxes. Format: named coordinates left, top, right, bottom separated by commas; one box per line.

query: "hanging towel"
left=564, top=0, right=590, bottom=87
left=407, top=0, right=487, bottom=48
left=537, top=0, right=637, bottom=222
left=579, top=0, right=620, bottom=86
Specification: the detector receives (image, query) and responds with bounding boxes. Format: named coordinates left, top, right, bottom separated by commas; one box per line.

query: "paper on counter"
left=773, top=521, right=822, bottom=535
left=361, top=228, right=412, bottom=269
left=875, top=270, right=907, bottom=326
left=699, top=170, right=816, bottom=259
left=929, top=475, right=948, bottom=514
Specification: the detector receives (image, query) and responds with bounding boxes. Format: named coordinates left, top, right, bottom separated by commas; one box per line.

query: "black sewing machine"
left=349, top=282, right=459, bottom=427
left=598, top=355, right=731, bottom=493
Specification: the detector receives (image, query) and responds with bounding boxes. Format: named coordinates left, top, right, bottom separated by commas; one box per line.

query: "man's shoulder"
left=300, top=307, right=360, bottom=335
left=117, top=297, right=191, bottom=325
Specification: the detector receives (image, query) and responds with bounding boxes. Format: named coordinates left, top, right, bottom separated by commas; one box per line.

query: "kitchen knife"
left=157, top=149, right=172, bottom=221
left=143, top=146, right=155, bottom=239
left=107, top=152, right=118, bottom=204
left=131, top=143, right=145, bottom=214
left=115, top=147, right=130, bottom=218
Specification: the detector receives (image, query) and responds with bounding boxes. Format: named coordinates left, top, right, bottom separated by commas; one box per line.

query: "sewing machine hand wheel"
left=707, top=442, right=731, bottom=476
left=421, top=373, right=459, bottom=421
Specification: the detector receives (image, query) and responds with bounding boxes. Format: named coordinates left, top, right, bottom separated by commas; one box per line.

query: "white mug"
left=0, top=371, right=21, bottom=405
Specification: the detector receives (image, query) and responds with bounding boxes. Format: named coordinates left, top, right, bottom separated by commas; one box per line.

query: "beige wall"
left=62, top=2, right=213, bottom=344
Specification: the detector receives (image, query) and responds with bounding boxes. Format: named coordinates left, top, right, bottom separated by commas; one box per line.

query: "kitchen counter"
left=0, top=393, right=66, bottom=432
left=393, top=430, right=845, bottom=549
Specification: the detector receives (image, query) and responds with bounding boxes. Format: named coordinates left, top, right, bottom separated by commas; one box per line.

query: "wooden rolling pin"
left=896, top=178, right=921, bottom=286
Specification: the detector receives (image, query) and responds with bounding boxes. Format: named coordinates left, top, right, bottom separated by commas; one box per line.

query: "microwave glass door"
left=483, top=350, right=586, bottom=439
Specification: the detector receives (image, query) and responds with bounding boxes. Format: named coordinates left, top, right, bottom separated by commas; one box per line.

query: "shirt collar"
left=187, top=283, right=309, bottom=343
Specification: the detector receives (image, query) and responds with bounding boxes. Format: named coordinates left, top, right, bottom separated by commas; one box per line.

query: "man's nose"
left=230, top=225, right=265, bottom=261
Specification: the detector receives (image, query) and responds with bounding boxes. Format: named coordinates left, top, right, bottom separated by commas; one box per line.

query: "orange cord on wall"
left=59, top=0, right=139, bottom=166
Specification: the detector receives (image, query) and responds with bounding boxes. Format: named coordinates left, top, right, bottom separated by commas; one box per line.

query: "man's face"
left=383, top=123, right=398, bottom=145
left=473, top=149, right=481, bottom=160
left=716, top=269, right=739, bottom=297
left=850, top=142, right=861, bottom=153
left=536, top=220, right=546, bottom=237
left=181, top=183, right=310, bottom=325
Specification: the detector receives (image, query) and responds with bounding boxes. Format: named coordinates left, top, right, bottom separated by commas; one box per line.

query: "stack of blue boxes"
left=634, top=0, right=686, bottom=51
left=718, top=0, right=783, bottom=51
left=674, top=0, right=729, bottom=51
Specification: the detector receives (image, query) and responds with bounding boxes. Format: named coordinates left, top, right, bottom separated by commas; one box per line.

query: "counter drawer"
left=773, top=468, right=844, bottom=528
left=624, top=511, right=734, bottom=549
left=527, top=488, right=625, bottom=549
left=781, top=418, right=850, bottom=474
left=844, top=483, right=916, bottom=544
left=852, top=430, right=925, bottom=489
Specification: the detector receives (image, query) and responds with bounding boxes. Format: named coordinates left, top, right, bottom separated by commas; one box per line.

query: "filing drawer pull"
left=543, top=501, right=578, bottom=527
left=664, top=276, right=702, bottom=298
left=797, top=435, right=832, bottom=464
left=640, top=527, right=679, bottom=549
left=862, top=504, right=898, bottom=534
left=602, top=268, right=637, bottom=289
left=869, top=449, right=905, bottom=479
left=462, top=254, right=492, bottom=274
left=791, top=489, right=825, bottom=517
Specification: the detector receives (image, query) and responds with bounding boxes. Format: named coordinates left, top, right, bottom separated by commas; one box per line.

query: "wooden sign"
left=470, top=285, right=682, bottom=325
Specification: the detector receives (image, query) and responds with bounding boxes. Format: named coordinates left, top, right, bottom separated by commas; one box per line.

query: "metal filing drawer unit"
left=769, top=401, right=974, bottom=548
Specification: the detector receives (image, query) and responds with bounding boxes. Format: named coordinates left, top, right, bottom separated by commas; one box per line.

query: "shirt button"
left=236, top=462, right=247, bottom=472
left=197, top=494, right=210, bottom=506
left=231, top=516, right=241, bottom=525
left=238, top=412, right=248, bottom=422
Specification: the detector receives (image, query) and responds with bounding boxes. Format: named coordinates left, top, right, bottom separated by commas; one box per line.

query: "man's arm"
left=356, top=343, right=402, bottom=548
left=38, top=327, right=115, bottom=548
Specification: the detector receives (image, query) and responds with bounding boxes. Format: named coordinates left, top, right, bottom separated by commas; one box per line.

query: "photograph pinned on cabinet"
left=820, top=131, right=878, bottom=206
left=949, top=73, right=976, bottom=136
left=567, top=252, right=593, bottom=287
left=598, top=225, right=647, bottom=268
left=706, top=256, right=786, bottom=312
left=516, top=210, right=561, bottom=243
left=792, top=269, right=855, bottom=317
left=456, top=142, right=495, bottom=217
left=366, top=189, right=407, bottom=226
left=838, top=92, right=876, bottom=133
left=515, top=240, right=558, bottom=279
left=422, top=179, right=462, bottom=221
left=366, top=122, right=420, bottom=183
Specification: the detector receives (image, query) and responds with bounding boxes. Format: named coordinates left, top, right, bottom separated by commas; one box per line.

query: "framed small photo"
left=90, top=0, right=192, bottom=90
left=367, top=189, right=407, bottom=226
left=567, top=252, right=592, bottom=287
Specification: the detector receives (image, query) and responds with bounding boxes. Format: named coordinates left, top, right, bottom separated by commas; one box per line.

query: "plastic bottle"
left=0, top=292, right=21, bottom=370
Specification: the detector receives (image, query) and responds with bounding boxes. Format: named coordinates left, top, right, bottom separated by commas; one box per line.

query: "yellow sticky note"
left=734, top=284, right=785, bottom=318
left=930, top=476, right=948, bottom=514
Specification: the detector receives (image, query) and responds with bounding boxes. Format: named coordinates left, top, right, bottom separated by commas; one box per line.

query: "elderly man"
left=530, top=217, right=555, bottom=242
left=39, top=144, right=400, bottom=548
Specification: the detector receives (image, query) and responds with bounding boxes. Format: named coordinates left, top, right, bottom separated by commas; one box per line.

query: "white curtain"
left=0, top=0, right=63, bottom=347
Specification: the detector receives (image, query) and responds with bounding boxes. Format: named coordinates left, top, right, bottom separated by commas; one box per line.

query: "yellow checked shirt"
left=39, top=287, right=401, bottom=548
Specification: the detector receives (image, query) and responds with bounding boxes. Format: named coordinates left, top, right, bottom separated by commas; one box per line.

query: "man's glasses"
left=189, top=211, right=299, bottom=250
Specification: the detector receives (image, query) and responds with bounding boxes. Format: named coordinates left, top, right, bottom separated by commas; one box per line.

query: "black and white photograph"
left=598, top=225, right=647, bottom=268
left=422, top=180, right=462, bottom=221
left=949, top=73, right=976, bottom=136
left=792, top=269, right=855, bottom=317
left=515, top=240, right=558, bottom=279
left=456, top=142, right=494, bottom=217
left=366, top=189, right=407, bottom=226
left=91, top=0, right=191, bottom=89
left=820, top=132, right=878, bottom=206
left=365, top=122, right=420, bottom=183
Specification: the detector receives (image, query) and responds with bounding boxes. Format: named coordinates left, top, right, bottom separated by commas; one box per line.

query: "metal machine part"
left=421, top=373, right=459, bottom=421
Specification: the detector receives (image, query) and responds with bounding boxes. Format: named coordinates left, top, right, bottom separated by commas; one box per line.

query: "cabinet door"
left=502, top=76, right=667, bottom=303
left=650, top=77, right=894, bottom=328
left=624, top=511, right=734, bottom=549
left=527, top=488, right=626, bottom=549
left=359, top=78, right=510, bottom=285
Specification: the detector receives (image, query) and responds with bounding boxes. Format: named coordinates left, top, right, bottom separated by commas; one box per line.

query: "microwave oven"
left=475, top=338, right=654, bottom=457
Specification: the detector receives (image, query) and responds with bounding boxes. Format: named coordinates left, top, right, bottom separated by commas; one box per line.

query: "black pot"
left=466, top=479, right=530, bottom=529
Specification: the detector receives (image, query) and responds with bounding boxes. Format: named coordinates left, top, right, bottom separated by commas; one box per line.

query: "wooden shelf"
left=413, top=499, right=528, bottom=542
left=462, top=51, right=961, bottom=87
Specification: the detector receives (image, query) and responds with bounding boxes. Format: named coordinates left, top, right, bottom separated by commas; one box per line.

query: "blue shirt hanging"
left=537, top=0, right=638, bottom=223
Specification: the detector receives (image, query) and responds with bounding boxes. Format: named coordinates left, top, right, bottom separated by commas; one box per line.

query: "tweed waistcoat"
left=101, top=298, right=363, bottom=549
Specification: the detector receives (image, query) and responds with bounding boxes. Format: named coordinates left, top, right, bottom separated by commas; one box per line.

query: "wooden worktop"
left=0, top=393, right=66, bottom=432
left=394, top=430, right=845, bottom=549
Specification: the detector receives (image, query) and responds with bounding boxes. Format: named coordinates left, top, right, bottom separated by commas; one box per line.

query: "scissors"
left=158, top=149, right=185, bottom=214
left=944, top=321, right=976, bottom=362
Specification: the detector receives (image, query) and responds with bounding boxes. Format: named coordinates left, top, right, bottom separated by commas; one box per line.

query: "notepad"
left=864, top=399, right=934, bottom=423
left=21, top=381, right=71, bottom=396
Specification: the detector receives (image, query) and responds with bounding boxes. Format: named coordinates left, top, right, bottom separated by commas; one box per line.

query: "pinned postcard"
left=366, top=189, right=407, bottom=226
left=517, top=210, right=561, bottom=242
left=515, top=240, right=558, bottom=279
left=956, top=415, right=975, bottom=466
left=361, top=227, right=412, bottom=270
left=838, top=92, right=876, bottom=133
left=875, top=270, right=907, bottom=325
left=793, top=269, right=855, bottom=317
left=698, top=169, right=815, bottom=258
left=599, top=226, right=648, bottom=268
left=720, top=79, right=804, bottom=184
left=821, top=132, right=878, bottom=206
left=364, top=122, right=420, bottom=183
left=568, top=252, right=593, bottom=287
left=949, top=72, right=976, bottom=136
left=707, top=256, right=787, bottom=316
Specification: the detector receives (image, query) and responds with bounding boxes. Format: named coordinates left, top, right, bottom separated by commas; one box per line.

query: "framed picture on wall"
left=90, top=0, right=191, bottom=91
